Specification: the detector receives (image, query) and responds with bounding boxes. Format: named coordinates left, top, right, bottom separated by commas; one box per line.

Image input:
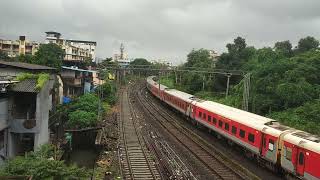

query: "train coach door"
left=296, top=149, right=305, bottom=176
left=260, top=133, right=267, bottom=156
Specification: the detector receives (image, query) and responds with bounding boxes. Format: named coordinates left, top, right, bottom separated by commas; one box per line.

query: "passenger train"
left=146, top=76, right=320, bottom=180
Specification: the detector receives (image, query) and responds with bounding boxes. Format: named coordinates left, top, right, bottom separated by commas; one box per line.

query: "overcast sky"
left=1, top=0, right=320, bottom=64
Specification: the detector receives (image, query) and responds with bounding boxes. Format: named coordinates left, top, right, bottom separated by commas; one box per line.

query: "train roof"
left=164, top=89, right=194, bottom=102
left=147, top=76, right=168, bottom=90
left=284, top=131, right=320, bottom=154
left=194, top=100, right=277, bottom=131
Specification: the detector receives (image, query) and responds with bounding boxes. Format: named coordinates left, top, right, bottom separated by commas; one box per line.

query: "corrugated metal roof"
left=62, top=66, right=96, bottom=73
left=11, top=79, right=37, bottom=93
left=0, top=60, right=56, bottom=70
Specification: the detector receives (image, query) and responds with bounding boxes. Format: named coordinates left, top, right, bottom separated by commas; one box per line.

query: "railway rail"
left=119, top=88, right=160, bottom=180
left=135, top=84, right=258, bottom=180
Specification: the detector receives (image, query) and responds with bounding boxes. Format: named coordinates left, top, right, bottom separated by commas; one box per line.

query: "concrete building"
left=0, top=60, right=56, bottom=162
left=0, top=36, right=40, bottom=57
left=45, top=32, right=97, bottom=63
left=61, top=66, right=103, bottom=98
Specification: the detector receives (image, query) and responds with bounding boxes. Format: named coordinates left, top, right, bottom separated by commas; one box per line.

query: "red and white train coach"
left=146, top=76, right=320, bottom=180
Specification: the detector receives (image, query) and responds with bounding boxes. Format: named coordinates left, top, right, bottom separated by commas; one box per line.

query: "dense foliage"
left=59, top=79, right=118, bottom=129
left=95, top=80, right=118, bottom=105
left=130, top=58, right=151, bottom=66
left=65, top=93, right=100, bottom=129
left=0, top=144, right=89, bottom=179
left=34, top=43, right=65, bottom=69
left=161, top=36, right=320, bottom=134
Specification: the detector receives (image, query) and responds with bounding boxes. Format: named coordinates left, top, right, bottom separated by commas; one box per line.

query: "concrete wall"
left=0, top=98, right=8, bottom=129
left=57, top=75, right=64, bottom=104
left=0, top=99, right=8, bottom=164
left=34, top=79, right=51, bottom=148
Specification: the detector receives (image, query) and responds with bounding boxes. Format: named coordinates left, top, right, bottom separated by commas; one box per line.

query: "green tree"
left=216, top=37, right=255, bottom=70
left=274, top=40, right=293, bottom=57
left=185, top=49, right=212, bottom=68
left=130, top=58, right=151, bottom=66
left=13, top=54, right=34, bottom=63
left=297, top=36, right=319, bottom=53
left=96, top=81, right=117, bottom=105
left=98, top=57, right=118, bottom=68
left=34, top=43, right=65, bottom=69
left=227, top=36, right=247, bottom=54
left=0, top=50, right=9, bottom=60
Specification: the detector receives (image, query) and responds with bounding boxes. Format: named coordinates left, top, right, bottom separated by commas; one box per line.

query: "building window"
left=248, top=133, right=255, bottom=143
left=239, top=129, right=245, bottom=138
left=199, top=111, right=202, bottom=117
left=208, top=115, right=212, bottom=122
left=285, top=147, right=292, bottom=161
left=232, top=126, right=237, bottom=134
left=225, top=123, right=229, bottom=131
left=219, top=120, right=223, bottom=128
left=268, top=139, right=274, bottom=151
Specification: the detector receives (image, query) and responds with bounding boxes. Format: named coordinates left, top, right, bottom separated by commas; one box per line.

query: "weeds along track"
left=119, top=88, right=160, bottom=180
left=134, top=84, right=259, bottom=180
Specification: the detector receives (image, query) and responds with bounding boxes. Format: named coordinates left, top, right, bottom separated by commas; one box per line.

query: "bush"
left=96, top=81, right=117, bottom=105
left=69, top=93, right=100, bottom=114
left=67, top=110, right=98, bottom=129
left=0, top=144, right=89, bottom=179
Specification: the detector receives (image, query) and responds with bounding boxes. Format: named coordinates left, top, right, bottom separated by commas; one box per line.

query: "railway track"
left=135, top=84, right=258, bottom=180
left=119, top=88, right=160, bottom=180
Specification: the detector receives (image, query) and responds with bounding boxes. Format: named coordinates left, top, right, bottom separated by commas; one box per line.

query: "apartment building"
left=0, top=36, right=40, bottom=57
left=45, top=31, right=97, bottom=62
left=61, top=66, right=103, bottom=97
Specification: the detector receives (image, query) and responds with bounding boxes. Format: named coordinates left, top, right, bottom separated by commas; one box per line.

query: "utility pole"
left=225, top=73, right=232, bottom=98
left=242, top=73, right=251, bottom=111
left=158, top=70, right=161, bottom=97
left=202, top=75, right=205, bottom=91
left=175, top=69, right=178, bottom=84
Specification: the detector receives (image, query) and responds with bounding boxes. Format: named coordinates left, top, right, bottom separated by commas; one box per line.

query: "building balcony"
left=63, top=78, right=82, bottom=87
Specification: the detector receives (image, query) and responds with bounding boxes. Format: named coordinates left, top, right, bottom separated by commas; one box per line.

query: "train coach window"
left=232, top=126, right=237, bottom=134
left=219, top=120, right=223, bottom=127
left=199, top=112, right=202, bottom=117
left=225, top=123, right=229, bottom=131
left=285, top=147, right=292, bottom=161
left=208, top=115, right=212, bottom=122
left=203, top=113, right=206, bottom=119
left=213, top=118, right=217, bottom=124
left=248, top=133, right=255, bottom=143
left=239, top=129, right=245, bottom=138
left=268, top=139, right=274, bottom=151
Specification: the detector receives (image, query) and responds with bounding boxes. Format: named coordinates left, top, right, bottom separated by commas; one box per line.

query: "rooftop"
left=62, top=66, right=96, bottom=73
left=66, top=39, right=97, bottom=45
left=45, top=31, right=61, bottom=36
left=0, top=60, right=56, bottom=71
left=10, top=79, right=38, bottom=93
